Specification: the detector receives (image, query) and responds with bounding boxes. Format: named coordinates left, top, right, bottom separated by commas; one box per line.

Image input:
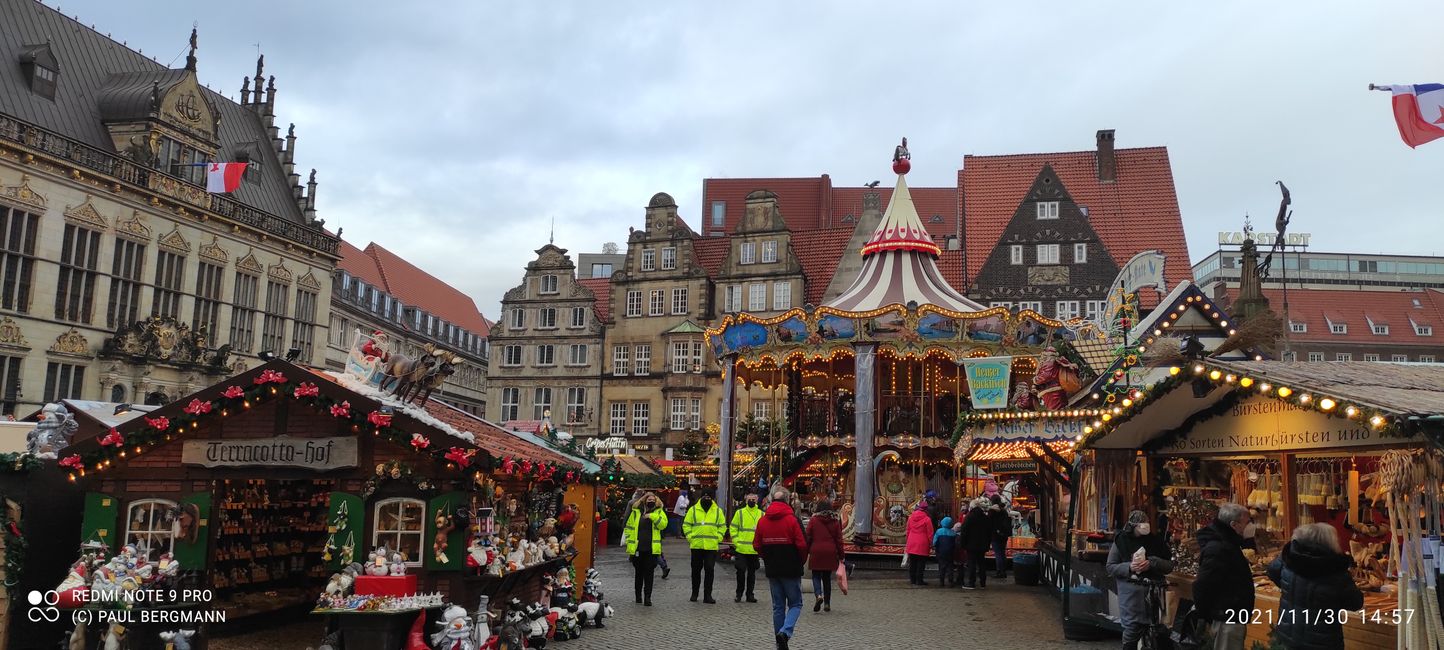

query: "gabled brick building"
left=1222, top=287, right=1444, bottom=364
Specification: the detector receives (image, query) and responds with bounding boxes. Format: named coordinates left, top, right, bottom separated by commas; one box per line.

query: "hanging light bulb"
left=1277, top=387, right=1293, bottom=398
left=1319, top=398, right=1335, bottom=411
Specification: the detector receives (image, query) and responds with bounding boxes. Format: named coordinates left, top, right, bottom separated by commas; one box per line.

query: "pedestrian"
left=756, top=486, right=808, bottom=650
left=989, top=495, right=1012, bottom=579
left=961, top=498, right=994, bottom=589
left=683, top=490, right=726, bottom=603
left=904, top=501, right=933, bottom=586
left=1267, top=523, right=1363, bottom=650
left=1106, top=510, right=1174, bottom=650
left=625, top=491, right=667, bottom=606
left=932, top=516, right=959, bottom=587
left=670, top=488, right=691, bottom=538
left=806, top=498, right=844, bottom=612
left=730, top=492, right=763, bottom=603
left=1193, top=503, right=1256, bottom=650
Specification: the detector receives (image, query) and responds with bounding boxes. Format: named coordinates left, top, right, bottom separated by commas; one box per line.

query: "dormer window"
left=19, top=43, right=59, bottom=100
left=1331, top=323, right=1347, bottom=335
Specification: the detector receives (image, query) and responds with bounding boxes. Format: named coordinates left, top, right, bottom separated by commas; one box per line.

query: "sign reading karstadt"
left=181, top=436, right=358, bottom=470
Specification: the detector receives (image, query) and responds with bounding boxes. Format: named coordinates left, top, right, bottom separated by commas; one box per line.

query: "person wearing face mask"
left=730, top=493, right=764, bottom=603
left=1106, top=510, right=1174, bottom=649
left=626, top=491, right=668, bottom=606
left=684, top=490, right=727, bottom=603
left=1193, top=503, right=1256, bottom=650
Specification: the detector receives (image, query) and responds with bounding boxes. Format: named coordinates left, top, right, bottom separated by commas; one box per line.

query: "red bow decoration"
left=99, top=429, right=125, bottom=447
left=294, top=382, right=320, bottom=398
left=539, top=464, right=556, bottom=481
left=367, top=410, right=393, bottom=428
left=59, top=455, right=83, bottom=470
left=144, top=416, right=170, bottom=431
left=501, top=457, right=516, bottom=474
left=222, top=385, right=245, bottom=399
left=444, top=447, right=476, bottom=469
left=564, top=470, right=575, bottom=482
left=410, top=434, right=431, bottom=451
left=330, top=401, right=352, bottom=418
left=520, top=460, right=533, bottom=475
left=255, top=369, right=287, bottom=385
left=6, top=521, right=20, bottom=538
left=183, top=399, right=213, bottom=415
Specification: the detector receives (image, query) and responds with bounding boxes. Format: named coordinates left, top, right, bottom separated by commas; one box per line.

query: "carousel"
left=704, top=141, right=1092, bottom=552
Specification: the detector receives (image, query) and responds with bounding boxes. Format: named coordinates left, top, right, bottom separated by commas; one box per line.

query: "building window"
left=691, top=340, right=704, bottom=372
left=1290, top=322, right=1307, bottom=333
left=1009, top=245, right=1023, bottom=265
left=590, top=263, right=613, bottom=278
left=536, top=344, right=556, bottom=366
left=501, top=345, right=522, bottom=366
left=229, top=272, right=259, bottom=352
left=156, top=136, right=207, bottom=186
left=613, top=345, right=630, bottom=376
left=150, top=251, right=185, bottom=319
left=291, top=289, right=319, bottom=363
left=509, top=308, right=525, bottom=330
left=260, top=281, right=290, bottom=354
left=1418, top=325, right=1434, bottom=336
left=538, top=308, right=557, bottom=329
left=565, top=388, right=587, bottom=423
left=1036, top=201, right=1060, bottom=220
left=125, top=499, right=177, bottom=562
left=1308, top=352, right=1324, bottom=362
left=626, top=290, right=642, bottom=317
left=631, top=402, right=650, bottom=436
left=568, top=344, right=588, bottom=366
left=1393, top=354, right=1409, bottom=362
left=740, top=242, right=756, bottom=265
left=0, top=206, right=39, bottom=313
left=753, top=401, right=771, bottom=420
left=661, top=247, right=676, bottom=270
left=372, top=498, right=425, bottom=565
left=762, top=240, right=778, bottom=263
left=43, top=362, right=85, bottom=402
left=1330, top=323, right=1347, bottom=334
left=192, top=262, right=223, bottom=337
left=671, top=341, right=690, bottom=374
left=772, top=282, right=791, bottom=311
left=0, top=355, right=21, bottom=415
left=724, top=285, right=742, bottom=312
left=711, top=201, right=726, bottom=228
left=610, top=402, right=628, bottom=435
left=749, top=284, right=766, bottom=311
left=1056, top=301, right=1080, bottom=320
left=500, top=387, right=520, bottom=421
left=55, top=224, right=101, bottom=323
left=571, top=307, right=587, bottom=328
left=1372, top=324, right=1389, bottom=335
left=671, top=287, right=688, bottom=315
left=540, top=274, right=558, bottom=294
left=1421, top=355, right=1437, bottom=363
left=641, top=249, right=656, bottom=271
left=1036, top=244, right=1060, bottom=265
left=533, top=387, right=552, bottom=420
left=1282, top=351, right=1297, bottom=362
left=635, top=344, right=651, bottom=375
left=1364, top=354, right=1381, bottom=362
left=1018, top=301, right=1042, bottom=313
left=1073, top=243, right=1087, bottom=264
left=670, top=398, right=687, bottom=430
left=689, top=398, right=702, bottom=429
left=1085, top=300, right=1105, bottom=321
left=648, top=290, right=664, bottom=316
left=1336, top=353, right=1353, bottom=361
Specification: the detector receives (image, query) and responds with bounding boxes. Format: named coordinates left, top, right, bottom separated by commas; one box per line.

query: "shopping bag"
left=835, top=563, right=849, bottom=595
left=900, top=553, right=909, bottom=567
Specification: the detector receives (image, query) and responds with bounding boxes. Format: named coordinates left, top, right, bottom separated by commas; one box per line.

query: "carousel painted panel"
left=860, top=307, right=908, bottom=342
left=772, top=315, right=810, bottom=345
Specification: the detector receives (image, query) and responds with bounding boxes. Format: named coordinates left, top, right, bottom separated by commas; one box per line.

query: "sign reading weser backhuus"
left=182, top=436, right=358, bottom=470
left=1162, top=396, right=1381, bottom=455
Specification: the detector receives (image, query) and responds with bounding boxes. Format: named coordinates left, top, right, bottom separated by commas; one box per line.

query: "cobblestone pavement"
left=213, top=539, right=1113, bottom=649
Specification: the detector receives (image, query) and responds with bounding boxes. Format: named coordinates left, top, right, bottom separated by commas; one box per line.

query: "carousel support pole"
left=717, top=355, right=738, bottom=511
left=853, top=343, right=878, bottom=543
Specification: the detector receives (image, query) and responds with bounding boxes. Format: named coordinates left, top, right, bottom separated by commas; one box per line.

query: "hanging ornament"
left=144, top=416, right=170, bottom=431
left=294, top=382, right=320, bottom=398
left=444, top=447, right=475, bottom=469
left=99, top=429, right=125, bottom=447
left=410, top=434, right=431, bottom=451
left=222, top=385, right=245, bottom=399
left=255, top=369, right=287, bottom=384
left=59, top=455, right=84, bottom=471
left=183, top=399, right=213, bottom=415
left=330, top=401, right=352, bottom=418
left=368, top=410, right=393, bottom=428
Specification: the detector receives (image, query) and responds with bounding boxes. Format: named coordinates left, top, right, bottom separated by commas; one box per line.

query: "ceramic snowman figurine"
left=365, top=547, right=390, bottom=576
left=430, top=604, right=477, bottom=650
left=388, top=552, right=407, bottom=576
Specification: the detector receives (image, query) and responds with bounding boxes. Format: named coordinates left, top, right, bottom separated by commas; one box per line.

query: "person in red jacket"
left=755, top=487, right=807, bottom=650
left=904, top=501, right=934, bottom=586
left=805, top=499, right=844, bottom=612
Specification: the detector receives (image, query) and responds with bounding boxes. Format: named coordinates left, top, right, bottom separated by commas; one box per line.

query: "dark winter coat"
left=1192, top=519, right=1255, bottom=620
left=756, top=500, right=808, bottom=579
left=805, top=511, right=844, bottom=572
left=990, top=506, right=1012, bottom=540
left=1266, top=541, right=1364, bottom=650
left=1106, top=529, right=1174, bottom=628
left=961, top=508, right=994, bottom=552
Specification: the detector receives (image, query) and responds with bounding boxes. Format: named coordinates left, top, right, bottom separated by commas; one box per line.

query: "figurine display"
left=158, top=629, right=195, bottom=650
left=389, top=551, right=408, bottom=576
left=324, top=563, right=362, bottom=596
left=27, top=402, right=79, bottom=458
left=581, top=567, right=603, bottom=603
left=430, top=604, right=477, bottom=650
left=575, top=600, right=612, bottom=628
left=56, top=541, right=189, bottom=608
left=313, top=591, right=444, bottom=612
left=550, top=603, right=582, bottom=641
left=434, top=507, right=457, bottom=564
left=366, top=545, right=392, bottom=576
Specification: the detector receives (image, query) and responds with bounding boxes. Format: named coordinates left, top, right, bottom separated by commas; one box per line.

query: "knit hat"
left=1126, top=510, right=1148, bottom=532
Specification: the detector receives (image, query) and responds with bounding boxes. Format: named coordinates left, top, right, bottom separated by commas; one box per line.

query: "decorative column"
left=852, top=343, right=877, bottom=542
left=716, top=355, right=738, bottom=512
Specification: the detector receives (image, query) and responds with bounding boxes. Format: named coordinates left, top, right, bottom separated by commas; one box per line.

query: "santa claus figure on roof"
left=1032, top=347, right=1080, bottom=410
left=361, top=330, right=390, bottom=363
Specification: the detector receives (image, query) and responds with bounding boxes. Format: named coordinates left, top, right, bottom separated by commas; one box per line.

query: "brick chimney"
left=1096, top=129, right=1116, bottom=182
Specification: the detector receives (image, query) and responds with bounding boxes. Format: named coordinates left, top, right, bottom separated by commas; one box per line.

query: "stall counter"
left=1167, top=573, right=1398, bottom=649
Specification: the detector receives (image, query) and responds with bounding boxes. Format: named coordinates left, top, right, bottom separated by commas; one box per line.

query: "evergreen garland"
left=0, top=453, right=41, bottom=475
left=0, top=492, right=24, bottom=604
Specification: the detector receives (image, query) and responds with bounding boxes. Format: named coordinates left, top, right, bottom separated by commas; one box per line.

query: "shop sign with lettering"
left=990, top=459, right=1039, bottom=474
left=181, top=436, right=359, bottom=470
left=973, top=418, right=1086, bottom=443
left=1162, top=396, right=1383, bottom=455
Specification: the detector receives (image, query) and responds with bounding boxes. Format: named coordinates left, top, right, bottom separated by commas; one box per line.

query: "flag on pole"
left=205, top=162, right=248, bottom=193
left=1381, top=84, right=1444, bottom=148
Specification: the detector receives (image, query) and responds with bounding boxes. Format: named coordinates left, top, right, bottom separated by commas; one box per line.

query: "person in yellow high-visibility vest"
left=683, top=491, right=727, bottom=603
left=625, top=491, right=668, bottom=606
left=729, top=492, right=763, bottom=602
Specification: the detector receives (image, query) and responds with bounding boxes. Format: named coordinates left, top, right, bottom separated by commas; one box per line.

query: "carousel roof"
left=825, top=169, right=985, bottom=314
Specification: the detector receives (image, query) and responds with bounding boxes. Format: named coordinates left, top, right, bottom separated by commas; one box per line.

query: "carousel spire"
left=861, top=138, right=940, bottom=258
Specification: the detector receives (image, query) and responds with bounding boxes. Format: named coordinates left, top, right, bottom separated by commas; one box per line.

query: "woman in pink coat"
left=904, top=502, right=934, bottom=586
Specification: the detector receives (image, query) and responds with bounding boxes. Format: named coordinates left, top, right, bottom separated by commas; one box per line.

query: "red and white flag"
left=205, top=162, right=248, bottom=193
left=1381, top=84, right=1444, bottom=148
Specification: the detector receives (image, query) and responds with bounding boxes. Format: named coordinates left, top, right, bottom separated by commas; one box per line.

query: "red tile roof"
left=360, top=242, right=492, bottom=337
left=960, top=147, right=1189, bottom=304
left=936, top=249, right=967, bottom=289
left=790, top=227, right=854, bottom=305
left=702, top=177, right=829, bottom=234
left=337, top=239, right=387, bottom=288
left=692, top=238, right=730, bottom=277
left=1224, top=287, right=1444, bottom=347
left=830, top=187, right=959, bottom=239
left=576, top=278, right=612, bottom=322
left=423, top=401, right=579, bottom=467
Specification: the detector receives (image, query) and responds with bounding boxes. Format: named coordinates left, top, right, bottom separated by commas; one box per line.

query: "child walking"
left=933, top=516, right=959, bottom=586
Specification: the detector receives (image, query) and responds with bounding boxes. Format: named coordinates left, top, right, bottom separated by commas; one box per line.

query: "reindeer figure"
left=404, top=352, right=461, bottom=404
left=380, top=344, right=437, bottom=398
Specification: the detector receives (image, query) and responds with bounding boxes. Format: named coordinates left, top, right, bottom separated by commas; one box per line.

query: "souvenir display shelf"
left=212, top=479, right=333, bottom=620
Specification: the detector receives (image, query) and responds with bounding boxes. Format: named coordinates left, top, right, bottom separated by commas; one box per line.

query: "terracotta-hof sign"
left=1161, top=396, right=1385, bottom=455
left=181, top=436, right=359, bottom=470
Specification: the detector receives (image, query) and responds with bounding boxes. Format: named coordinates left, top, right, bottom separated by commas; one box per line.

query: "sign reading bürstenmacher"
left=1161, top=396, right=1382, bottom=455
left=181, top=436, right=358, bottom=470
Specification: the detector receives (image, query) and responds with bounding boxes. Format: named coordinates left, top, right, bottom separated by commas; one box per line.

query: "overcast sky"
left=64, top=0, right=1443, bottom=319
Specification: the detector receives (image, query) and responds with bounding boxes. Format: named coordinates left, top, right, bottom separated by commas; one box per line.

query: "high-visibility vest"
left=683, top=502, right=727, bottom=551
left=729, top=505, right=763, bottom=555
left=625, top=507, right=667, bottom=556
